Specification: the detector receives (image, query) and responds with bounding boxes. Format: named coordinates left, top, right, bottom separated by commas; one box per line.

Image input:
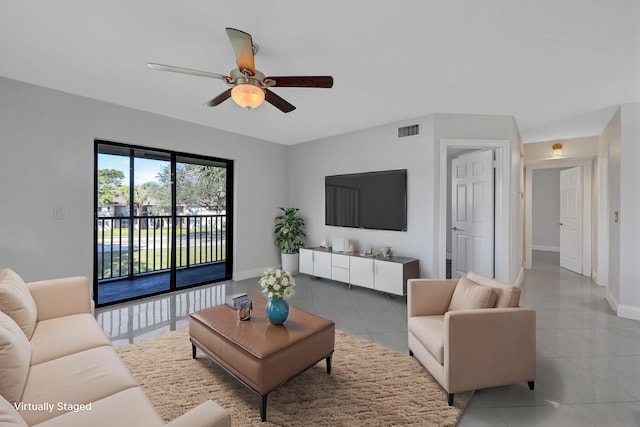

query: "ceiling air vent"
left=397, top=123, right=420, bottom=139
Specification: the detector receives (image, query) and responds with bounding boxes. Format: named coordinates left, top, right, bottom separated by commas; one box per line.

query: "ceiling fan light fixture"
left=231, top=83, right=265, bottom=110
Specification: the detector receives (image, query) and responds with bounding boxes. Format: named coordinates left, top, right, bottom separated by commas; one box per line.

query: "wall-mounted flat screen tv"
left=325, top=169, right=407, bottom=231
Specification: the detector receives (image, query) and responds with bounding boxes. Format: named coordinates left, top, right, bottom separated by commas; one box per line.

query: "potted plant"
left=274, top=207, right=306, bottom=274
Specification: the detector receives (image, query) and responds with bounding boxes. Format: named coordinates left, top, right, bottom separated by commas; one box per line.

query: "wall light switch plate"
left=53, top=207, right=65, bottom=220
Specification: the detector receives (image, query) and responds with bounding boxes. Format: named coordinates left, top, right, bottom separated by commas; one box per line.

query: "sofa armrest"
left=407, top=279, right=458, bottom=317
left=444, top=308, right=536, bottom=393
left=27, top=276, right=93, bottom=321
left=165, top=400, right=231, bottom=427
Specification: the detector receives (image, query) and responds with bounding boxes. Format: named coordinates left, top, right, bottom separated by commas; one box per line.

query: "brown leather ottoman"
left=189, top=297, right=335, bottom=422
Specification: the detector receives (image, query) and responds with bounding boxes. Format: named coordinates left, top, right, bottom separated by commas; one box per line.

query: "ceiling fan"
left=148, top=28, right=333, bottom=113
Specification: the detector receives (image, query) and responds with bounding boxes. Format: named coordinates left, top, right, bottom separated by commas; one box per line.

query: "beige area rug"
left=117, top=329, right=471, bottom=426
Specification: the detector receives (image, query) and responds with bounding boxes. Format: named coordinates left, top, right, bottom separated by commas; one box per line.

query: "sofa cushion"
left=466, top=271, right=521, bottom=307
left=408, top=315, right=445, bottom=364
left=29, top=313, right=111, bottom=365
left=32, top=387, right=164, bottom=427
left=0, top=311, right=31, bottom=404
left=448, top=276, right=496, bottom=311
left=19, top=346, right=139, bottom=425
left=0, top=269, right=38, bottom=339
left=0, top=394, right=27, bottom=427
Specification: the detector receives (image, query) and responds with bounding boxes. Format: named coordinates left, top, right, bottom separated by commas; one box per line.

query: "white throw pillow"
left=0, top=269, right=38, bottom=339
left=0, top=311, right=31, bottom=404
left=448, top=276, right=496, bottom=311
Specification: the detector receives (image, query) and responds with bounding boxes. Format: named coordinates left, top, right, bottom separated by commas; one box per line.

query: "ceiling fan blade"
left=205, top=88, right=232, bottom=107
left=264, top=89, right=296, bottom=113
left=225, top=28, right=256, bottom=75
left=266, top=76, right=334, bottom=88
left=148, top=63, right=229, bottom=80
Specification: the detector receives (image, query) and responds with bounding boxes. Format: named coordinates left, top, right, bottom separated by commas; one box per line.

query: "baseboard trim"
left=618, top=304, right=640, bottom=322
left=605, top=290, right=619, bottom=314
left=532, top=245, right=560, bottom=252
left=233, top=267, right=269, bottom=282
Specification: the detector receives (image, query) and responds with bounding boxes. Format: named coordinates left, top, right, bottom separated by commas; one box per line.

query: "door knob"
left=451, top=226, right=459, bottom=231
left=558, top=222, right=563, bottom=226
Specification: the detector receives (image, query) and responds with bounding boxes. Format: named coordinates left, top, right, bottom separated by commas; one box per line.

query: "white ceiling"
left=1, top=1, right=638, bottom=145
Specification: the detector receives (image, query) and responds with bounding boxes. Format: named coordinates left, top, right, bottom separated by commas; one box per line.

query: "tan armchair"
left=407, top=272, right=536, bottom=406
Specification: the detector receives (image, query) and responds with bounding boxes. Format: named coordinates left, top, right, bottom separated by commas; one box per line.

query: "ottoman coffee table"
left=189, top=297, right=335, bottom=422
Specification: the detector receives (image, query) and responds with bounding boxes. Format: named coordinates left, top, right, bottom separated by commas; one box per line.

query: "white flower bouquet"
left=259, top=268, right=295, bottom=300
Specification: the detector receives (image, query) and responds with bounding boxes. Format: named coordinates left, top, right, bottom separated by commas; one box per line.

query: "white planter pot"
left=281, top=252, right=299, bottom=274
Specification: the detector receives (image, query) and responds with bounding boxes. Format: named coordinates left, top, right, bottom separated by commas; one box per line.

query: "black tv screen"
left=325, top=169, right=407, bottom=231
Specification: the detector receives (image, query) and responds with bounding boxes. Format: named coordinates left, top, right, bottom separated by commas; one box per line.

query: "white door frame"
left=438, top=138, right=510, bottom=282
left=524, top=158, right=593, bottom=274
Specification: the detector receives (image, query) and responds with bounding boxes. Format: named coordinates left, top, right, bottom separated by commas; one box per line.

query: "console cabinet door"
left=350, top=256, right=374, bottom=289
left=374, top=260, right=404, bottom=295
left=299, top=249, right=314, bottom=275
left=313, top=251, right=333, bottom=279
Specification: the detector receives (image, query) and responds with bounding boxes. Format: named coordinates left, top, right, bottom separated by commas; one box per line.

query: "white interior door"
left=451, top=150, right=495, bottom=278
left=560, top=166, right=583, bottom=274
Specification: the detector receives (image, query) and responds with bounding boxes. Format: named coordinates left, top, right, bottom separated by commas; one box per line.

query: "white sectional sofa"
left=0, top=269, right=231, bottom=427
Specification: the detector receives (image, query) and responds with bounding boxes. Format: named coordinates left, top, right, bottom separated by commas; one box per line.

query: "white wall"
left=600, top=103, right=640, bottom=321
left=618, top=103, right=640, bottom=319
left=603, top=108, right=622, bottom=310
left=532, top=168, right=562, bottom=251
left=0, top=77, right=289, bottom=285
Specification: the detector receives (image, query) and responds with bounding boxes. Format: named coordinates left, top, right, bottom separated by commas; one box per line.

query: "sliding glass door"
left=94, top=141, right=233, bottom=306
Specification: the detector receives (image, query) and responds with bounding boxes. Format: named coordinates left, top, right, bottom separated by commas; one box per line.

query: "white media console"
left=299, top=247, right=419, bottom=296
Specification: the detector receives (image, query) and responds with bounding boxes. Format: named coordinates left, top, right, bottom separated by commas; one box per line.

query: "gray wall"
left=0, top=77, right=289, bottom=285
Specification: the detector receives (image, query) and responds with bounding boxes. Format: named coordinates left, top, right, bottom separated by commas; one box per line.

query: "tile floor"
left=96, top=251, right=640, bottom=426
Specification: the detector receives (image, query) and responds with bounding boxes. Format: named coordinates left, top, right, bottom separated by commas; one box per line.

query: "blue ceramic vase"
left=265, top=298, right=289, bottom=325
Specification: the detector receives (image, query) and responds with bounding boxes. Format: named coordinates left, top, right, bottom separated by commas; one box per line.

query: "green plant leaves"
left=274, top=207, right=306, bottom=253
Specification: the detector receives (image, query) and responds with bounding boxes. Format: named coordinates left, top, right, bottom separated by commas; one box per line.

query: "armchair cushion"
left=0, top=269, right=38, bottom=339
left=408, top=315, right=445, bottom=364
left=448, top=276, right=496, bottom=311
left=466, top=271, right=521, bottom=307
left=0, top=311, right=31, bottom=404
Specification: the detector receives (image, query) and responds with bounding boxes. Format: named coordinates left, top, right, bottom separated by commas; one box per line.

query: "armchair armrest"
left=444, top=307, right=536, bottom=393
left=165, top=400, right=231, bottom=427
left=407, top=279, right=458, bottom=317
left=27, top=276, right=93, bottom=321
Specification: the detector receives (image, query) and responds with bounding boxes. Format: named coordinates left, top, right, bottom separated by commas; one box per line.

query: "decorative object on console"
left=274, top=207, right=306, bottom=274
left=359, top=246, right=374, bottom=257
left=259, top=268, right=295, bottom=324
left=380, top=247, right=393, bottom=258
left=333, top=237, right=350, bottom=253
